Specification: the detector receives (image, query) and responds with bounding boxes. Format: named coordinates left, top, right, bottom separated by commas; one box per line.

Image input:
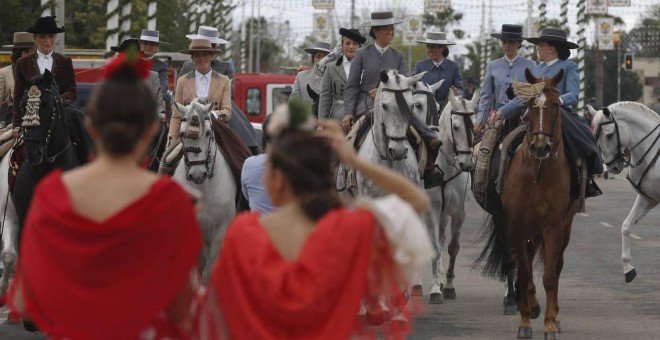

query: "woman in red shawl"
left=202, top=99, right=435, bottom=339
left=8, top=51, right=202, bottom=339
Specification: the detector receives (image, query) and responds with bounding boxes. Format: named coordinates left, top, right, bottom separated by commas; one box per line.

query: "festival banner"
left=596, top=17, right=615, bottom=50
left=402, top=16, right=423, bottom=46
left=425, top=0, right=451, bottom=12
left=586, top=0, right=607, bottom=14
left=607, top=0, right=631, bottom=6
left=312, top=0, right=334, bottom=10
left=313, top=13, right=331, bottom=41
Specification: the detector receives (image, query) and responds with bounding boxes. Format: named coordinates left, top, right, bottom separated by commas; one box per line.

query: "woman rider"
left=0, top=32, right=35, bottom=128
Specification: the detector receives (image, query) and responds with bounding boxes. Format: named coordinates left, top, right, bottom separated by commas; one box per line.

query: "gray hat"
left=139, top=29, right=168, bottom=44
left=526, top=27, right=578, bottom=49
left=2, top=32, right=34, bottom=49
left=186, top=26, right=229, bottom=45
left=362, top=11, right=403, bottom=27
left=304, top=41, right=332, bottom=54
left=416, top=32, right=456, bottom=45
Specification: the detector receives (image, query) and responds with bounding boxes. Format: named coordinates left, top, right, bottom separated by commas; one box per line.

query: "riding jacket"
left=412, top=58, right=464, bottom=109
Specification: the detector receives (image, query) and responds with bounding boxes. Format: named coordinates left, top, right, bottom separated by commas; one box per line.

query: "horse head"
left=20, top=69, right=61, bottom=165
left=373, top=69, right=425, bottom=161
left=441, top=88, right=480, bottom=171
left=411, top=79, right=444, bottom=125
left=176, top=98, right=215, bottom=184
left=521, top=68, right=563, bottom=160
left=591, top=105, right=628, bottom=174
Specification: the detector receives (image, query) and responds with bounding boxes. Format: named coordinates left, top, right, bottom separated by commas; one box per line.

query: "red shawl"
left=10, top=171, right=202, bottom=339
left=210, top=209, right=406, bottom=339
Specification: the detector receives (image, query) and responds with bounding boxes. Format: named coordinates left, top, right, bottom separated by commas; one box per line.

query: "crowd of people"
left=0, top=9, right=608, bottom=339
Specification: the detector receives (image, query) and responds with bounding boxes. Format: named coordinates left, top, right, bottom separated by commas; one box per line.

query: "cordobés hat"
left=139, top=29, right=169, bottom=44
left=416, top=32, right=456, bottom=45
left=180, top=39, right=221, bottom=55
left=339, top=28, right=366, bottom=45
left=26, top=16, right=65, bottom=34
left=110, top=38, right=140, bottom=53
left=362, top=11, right=403, bottom=27
left=304, top=41, right=332, bottom=55
left=526, top=27, right=578, bottom=49
left=2, top=32, right=34, bottom=49
left=186, top=26, right=229, bottom=45
left=490, top=24, right=526, bottom=41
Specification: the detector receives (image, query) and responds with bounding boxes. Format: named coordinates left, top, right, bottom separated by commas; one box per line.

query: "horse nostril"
left=542, top=144, right=551, bottom=154
left=186, top=175, right=192, bottom=181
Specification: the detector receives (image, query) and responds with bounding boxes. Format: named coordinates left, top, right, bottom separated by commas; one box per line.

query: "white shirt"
left=505, top=54, right=519, bottom=66
left=342, top=57, right=351, bottom=79
left=544, top=58, right=559, bottom=67
left=37, top=50, right=54, bottom=74
left=432, top=58, right=444, bottom=68
left=195, top=70, right=212, bottom=99
left=374, top=43, right=389, bottom=55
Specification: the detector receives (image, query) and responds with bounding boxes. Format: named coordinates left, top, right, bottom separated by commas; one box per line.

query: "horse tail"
left=474, top=208, right=516, bottom=281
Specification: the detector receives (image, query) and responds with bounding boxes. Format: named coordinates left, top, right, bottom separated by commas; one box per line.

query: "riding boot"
left=423, top=139, right=444, bottom=189
left=585, top=178, right=602, bottom=198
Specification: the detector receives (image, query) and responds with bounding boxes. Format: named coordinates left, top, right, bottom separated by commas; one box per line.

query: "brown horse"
left=479, top=68, right=577, bottom=340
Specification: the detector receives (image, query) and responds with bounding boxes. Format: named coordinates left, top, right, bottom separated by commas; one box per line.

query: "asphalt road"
left=1, top=175, right=658, bottom=339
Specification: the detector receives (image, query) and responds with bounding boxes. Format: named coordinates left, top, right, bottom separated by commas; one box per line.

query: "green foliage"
left=157, top=0, right=193, bottom=51
left=295, top=35, right=318, bottom=66
left=422, top=7, right=464, bottom=41
left=583, top=46, right=643, bottom=105
left=240, top=17, right=292, bottom=72
left=0, top=0, right=41, bottom=45
left=65, top=0, right=108, bottom=49
left=288, top=96, right=311, bottom=127
left=623, top=5, right=659, bottom=58
left=459, top=40, right=503, bottom=83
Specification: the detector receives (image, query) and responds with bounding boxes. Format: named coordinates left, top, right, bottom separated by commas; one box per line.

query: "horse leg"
left=542, top=217, right=571, bottom=339
left=0, top=202, right=18, bottom=298
left=525, top=239, right=540, bottom=320
left=621, top=195, right=656, bottom=283
left=514, top=238, right=534, bottom=339
left=429, top=213, right=448, bottom=304
left=443, top=211, right=464, bottom=300
left=503, top=273, right=518, bottom=315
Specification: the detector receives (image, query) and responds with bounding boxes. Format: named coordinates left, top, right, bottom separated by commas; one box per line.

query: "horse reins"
left=412, top=90, right=438, bottom=126
left=181, top=115, right=218, bottom=182
left=376, top=88, right=414, bottom=161
left=526, top=87, right=563, bottom=161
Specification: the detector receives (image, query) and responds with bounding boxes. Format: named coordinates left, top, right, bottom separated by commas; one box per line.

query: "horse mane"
left=609, top=101, right=660, bottom=122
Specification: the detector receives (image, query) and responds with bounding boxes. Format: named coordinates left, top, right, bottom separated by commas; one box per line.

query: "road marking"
left=600, top=222, right=615, bottom=228
left=578, top=212, right=589, bottom=217
left=631, top=234, right=643, bottom=240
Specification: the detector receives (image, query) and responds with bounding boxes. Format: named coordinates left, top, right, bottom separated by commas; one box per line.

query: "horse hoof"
left=624, top=268, right=637, bottom=283
left=429, top=292, right=444, bottom=304
left=517, top=327, right=533, bottom=339
left=443, top=287, right=456, bottom=300
left=23, top=320, right=38, bottom=333
left=531, top=304, right=541, bottom=319
left=503, top=296, right=518, bottom=315
left=544, top=331, right=559, bottom=340
left=411, top=284, right=423, bottom=296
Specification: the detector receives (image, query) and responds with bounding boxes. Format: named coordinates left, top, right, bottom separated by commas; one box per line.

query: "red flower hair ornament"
left=104, top=47, right=153, bottom=80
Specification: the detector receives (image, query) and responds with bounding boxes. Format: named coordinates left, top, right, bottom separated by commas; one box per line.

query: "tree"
left=240, top=17, right=291, bottom=73
left=583, top=45, right=643, bottom=106
left=459, top=40, right=503, bottom=84
left=624, top=5, right=659, bottom=58
left=0, top=0, right=41, bottom=48
left=422, top=7, right=463, bottom=39
left=157, top=0, right=194, bottom=51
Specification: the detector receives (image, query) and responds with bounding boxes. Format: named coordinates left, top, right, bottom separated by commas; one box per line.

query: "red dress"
left=9, top=171, right=202, bottom=340
left=206, top=207, right=415, bottom=340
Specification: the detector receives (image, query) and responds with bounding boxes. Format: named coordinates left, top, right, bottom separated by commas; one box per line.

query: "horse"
left=171, top=99, right=236, bottom=281
left=411, top=80, right=480, bottom=304
left=0, top=150, right=19, bottom=298
left=589, top=102, right=659, bottom=283
left=478, top=69, right=575, bottom=339
left=354, top=69, right=425, bottom=197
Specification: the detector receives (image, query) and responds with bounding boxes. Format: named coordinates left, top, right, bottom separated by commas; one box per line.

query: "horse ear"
left=407, top=71, right=426, bottom=86
left=586, top=105, right=598, bottom=118
left=428, top=79, right=444, bottom=93
left=448, top=87, right=461, bottom=109
left=524, top=68, right=537, bottom=84
left=173, top=102, right=186, bottom=115
left=469, top=88, right=481, bottom=110
left=551, top=69, right=564, bottom=86
left=602, top=107, right=611, bottom=117
left=204, top=102, right=214, bottom=113
left=43, top=69, right=53, bottom=86
left=380, top=70, right=389, bottom=84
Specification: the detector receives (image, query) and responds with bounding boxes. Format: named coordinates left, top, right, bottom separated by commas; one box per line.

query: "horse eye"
left=415, top=103, right=422, bottom=109
left=453, top=125, right=459, bottom=131
left=606, top=133, right=614, bottom=139
left=382, top=103, right=388, bottom=110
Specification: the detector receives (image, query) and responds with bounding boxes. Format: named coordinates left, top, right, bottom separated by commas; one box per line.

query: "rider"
left=138, top=29, right=170, bottom=103
left=318, top=28, right=366, bottom=121
left=179, top=26, right=234, bottom=96
left=290, top=41, right=332, bottom=107
left=344, top=10, right=444, bottom=187
left=1, top=32, right=35, bottom=128
left=491, top=27, right=602, bottom=197
left=474, top=24, right=537, bottom=136
left=412, top=31, right=464, bottom=115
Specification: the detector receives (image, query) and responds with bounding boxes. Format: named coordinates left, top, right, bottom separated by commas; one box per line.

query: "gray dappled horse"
left=411, top=80, right=480, bottom=304
left=172, top=99, right=236, bottom=281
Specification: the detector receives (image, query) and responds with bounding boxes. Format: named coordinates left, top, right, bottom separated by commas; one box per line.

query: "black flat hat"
left=110, top=38, right=140, bottom=53
left=526, top=27, right=578, bottom=49
left=339, top=28, right=366, bottom=45
left=490, top=24, right=526, bottom=41
left=27, top=16, right=65, bottom=34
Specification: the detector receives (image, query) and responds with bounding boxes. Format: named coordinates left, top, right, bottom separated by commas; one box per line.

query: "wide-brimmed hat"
left=2, top=32, right=34, bottom=49
left=110, top=38, right=140, bottom=53
left=180, top=39, right=221, bottom=55
left=304, top=41, right=332, bottom=55
left=362, top=11, right=403, bottom=27
left=339, top=28, right=366, bottom=45
left=490, top=24, right=526, bottom=41
left=186, top=26, right=229, bottom=45
left=416, top=31, right=455, bottom=45
left=139, top=29, right=168, bottom=44
left=26, top=16, right=65, bottom=34
left=526, top=27, right=578, bottom=49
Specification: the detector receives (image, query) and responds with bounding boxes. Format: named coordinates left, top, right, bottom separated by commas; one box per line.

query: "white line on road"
left=600, top=222, right=615, bottom=228
left=579, top=212, right=589, bottom=217
left=631, top=234, right=643, bottom=240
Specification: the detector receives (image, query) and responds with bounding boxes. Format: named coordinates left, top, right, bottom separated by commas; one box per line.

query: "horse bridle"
left=527, top=86, right=561, bottom=140
left=595, top=108, right=660, bottom=168
left=449, top=109, right=475, bottom=156
left=376, top=88, right=414, bottom=161
left=412, top=90, right=438, bottom=126
left=23, top=87, right=72, bottom=165
left=181, top=115, right=218, bottom=183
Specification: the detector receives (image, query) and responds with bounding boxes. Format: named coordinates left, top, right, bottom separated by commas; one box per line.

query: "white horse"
left=590, top=102, right=659, bottom=283
left=172, top=99, right=237, bottom=281
left=412, top=81, right=480, bottom=303
left=355, top=70, right=425, bottom=197
left=0, top=150, right=19, bottom=297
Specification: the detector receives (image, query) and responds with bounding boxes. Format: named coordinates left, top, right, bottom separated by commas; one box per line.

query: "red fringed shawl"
left=11, top=171, right=202, bottom=339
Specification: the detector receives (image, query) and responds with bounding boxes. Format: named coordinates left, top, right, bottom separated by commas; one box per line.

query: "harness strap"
left=626, top=149, right=659, bottom=205
left=413, top=90, right=438, bottom=126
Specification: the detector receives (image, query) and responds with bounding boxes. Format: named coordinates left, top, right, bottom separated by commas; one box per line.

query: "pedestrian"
left=240, top=114, right=275, bottom=214
left=412, top=31, right=464, bottom=110
left=474, top=24, right=536, bottom=135
left=203, top=100, right=433, bottom=339
left=318, top=28, right=366, bottom=121
left=290, top=41, right=332, bottom=105
left=8, top=52, right=202, bottom=339
left=138, top=29, right=170, bottom=101
left=0, top=32, right=34, bottom=128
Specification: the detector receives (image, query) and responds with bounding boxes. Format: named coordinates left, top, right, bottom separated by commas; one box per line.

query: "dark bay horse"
left=12, top=70, right=87, bottom=228
left=478, top=69, right=577, bottom=339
